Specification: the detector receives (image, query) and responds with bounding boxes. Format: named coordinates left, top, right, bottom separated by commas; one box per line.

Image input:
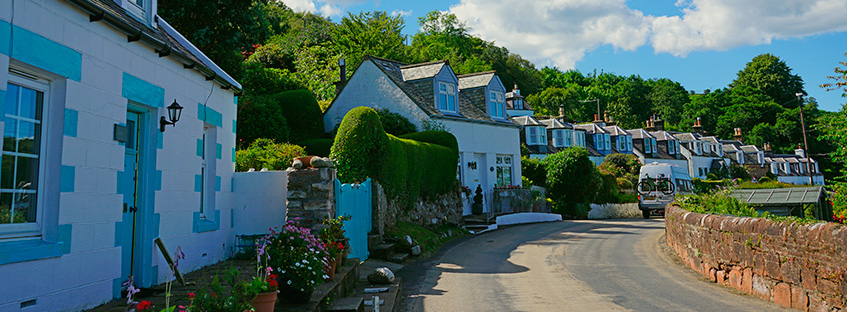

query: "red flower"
left=136, top=300, right=151, bottom=310
left=187, top=292, right=195, bottom=300
left=268, top=278, right=278, bottom=288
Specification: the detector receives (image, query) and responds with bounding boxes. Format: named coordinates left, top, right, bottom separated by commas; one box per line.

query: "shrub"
left=598, top=153, right=640, bottom=191
left=757, top=176, right=772, bottom=183
left=674, top=189, right=760, bottom=217
left=235, top=138, right=305, bottom=172
left=331, top=107, right=387, bottom=183
left=237, top=95, right=290, bottom=149
left=593, top=170, right=620, bottom=204
left=270, top=89, right=325, bottom=144
left=729, top=164, right=751, bottom=180
left=331, top=107, right=459, bottom=207
left=301, top=138, right=334, bottom=157
left=521, top=156, right=546, bottom=187
left=544, top=147, right=601, bottom=218
left=737, top=180, right=796, bottom=189
left=239, top=63, right=301, bottom=96
left=377, top=108, right=417, bottom=136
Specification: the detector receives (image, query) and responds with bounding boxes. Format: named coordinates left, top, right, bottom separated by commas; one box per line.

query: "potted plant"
left=320, top=215, right=351, bottom=262
left=267, top=220, right=330, bottom=304
left=472, top=185, right=484, bottom=215
left=246, top=236, right=279, bottom=312
left=187, top=267, right=257, bottom=312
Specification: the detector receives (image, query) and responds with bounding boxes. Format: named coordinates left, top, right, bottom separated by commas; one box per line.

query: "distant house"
left=0, top=0, right=240, bottom=310
left=764, top=144, right=825, bottom=185
left=512, top=115, right=550, bottom=159
left=505, top=84, right=533, bottom=117
left=323, top=56, right=522, bottom=213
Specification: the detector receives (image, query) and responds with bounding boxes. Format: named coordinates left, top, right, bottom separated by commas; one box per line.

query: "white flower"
left=287, top=280, right=292, bottom=285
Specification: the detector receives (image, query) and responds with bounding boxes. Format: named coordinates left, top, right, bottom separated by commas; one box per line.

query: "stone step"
left=277, top=258, right=360, bottom=312
left=367, top=234, right=382, bottom=252
left=388, top=252, right=408, bottom=264
left=327, top=297, right=364, bottom=312
left=370, top=243, right=394, bottom=260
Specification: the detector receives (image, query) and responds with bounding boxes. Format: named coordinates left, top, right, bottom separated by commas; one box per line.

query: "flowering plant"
left=319, top=215, right=350, bottom=242
left=267, top=220, right=330, bottom=293
left=325, top=241, right=345, bottom=258
left=244, top=236, right=278, bottom=294
left=186, top=268, right=256, bottom=312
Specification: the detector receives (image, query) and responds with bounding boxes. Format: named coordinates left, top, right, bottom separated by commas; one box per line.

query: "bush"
left=674, top=189, right=760, bottom=217
left=521, top=156, right=546, bottom=187
left=301, top=138, right=334, bottom=157
left=239, top=63, right=301, bottom=96
left=544, top=147, right=601, bottom=218
left=331, top=108, right=459, bottom=208
left=331, top=107, right=387, bottom=183
left=270, top=89, right=325, bottom=144
left=594, top=170, right=620, bottom=204
left=737, top=180, right=797, bottom=189
left=598, top=153, right=640, bottom=191
left=729, top=164, right=751, bottom=180
left=235, top=138, right=305, bottom=172
left=237, top=95, right=289, bottom=149
left=377, top=109, right=417, bottom=136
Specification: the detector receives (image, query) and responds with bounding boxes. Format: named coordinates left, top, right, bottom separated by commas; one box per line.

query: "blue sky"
left=282, top=0, right=847, bottom=112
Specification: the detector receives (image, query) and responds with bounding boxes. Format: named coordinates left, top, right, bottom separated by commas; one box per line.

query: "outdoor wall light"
left=467, top=161, right=477, bottom=169
left=160, top=99, right=184, bottom=132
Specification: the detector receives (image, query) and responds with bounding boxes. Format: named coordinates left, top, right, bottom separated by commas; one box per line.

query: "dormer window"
left=605, top=134, right=611, bottom=151
left=565, top=130, right=573, bottom=146
left=489, top=91, right=505, bottom=119
left=627, top=136, right=633, bottom=152
left=668, top=141, right=675, bottom=154
left=514, top=99, right=523, bottom=109
left=438, top=82, right=457, bottom=113
left=651, top=139, right=658, bottom=155
left=645, top=140, right=652, bottom=153
left=527, top=127, right=546, bottom=146
left=553, top=130, right=565, bottom=147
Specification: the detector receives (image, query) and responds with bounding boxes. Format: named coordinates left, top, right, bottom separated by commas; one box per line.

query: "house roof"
left=627, top=128, right=656, bottom=139
left=604, top=125, right=629, bottom=136
left=740, top=145, right=762, bottom=153
left=574, top=123, right=610, bottom=134
left=701, top=136, right=722, bottom=144
left=511, top=116, right=546, bottom=127
left=364, top=56, right=515, bottom=127
left=67, top=0, right=241, bottom=91
left=724, top=144, right=741, bottom=152
left=673, top=132, right=700, bottom=142
left=539, top=118, right=572, bottom=129
left=650, top=130, right=678, bottom=141
left=457, top=71, right=496, bottom=90
left=729, top=187, right=826, bottom=206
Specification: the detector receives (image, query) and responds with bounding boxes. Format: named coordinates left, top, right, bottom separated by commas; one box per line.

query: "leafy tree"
left=334, top=11, right=409, bottom=69
left=645, top=78, right=690, bottom=127
left=730, top=53, right=805, bottom=106
left=158, top=0, right=272, bottom=77
left=817, top=53, right=847, bottom=220
left=526, top=86, right=580, bottom=118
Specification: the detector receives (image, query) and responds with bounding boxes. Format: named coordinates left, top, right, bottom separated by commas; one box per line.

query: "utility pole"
left=796, top=93, right=815, bottom=185
left=580, top=99, right=600, bottom=120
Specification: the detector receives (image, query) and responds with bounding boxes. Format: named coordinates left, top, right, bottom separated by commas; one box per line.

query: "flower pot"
left=335, top=253, right=343, bottom=273
left=279, top=283, right=313, bottom=304
left=325, top=257, right=337, bottom=281
left=251, top=291, right=278, bottom=312
left=294, top=156, right=316, bottom=168
left=337, top=238, right=350, bottom=262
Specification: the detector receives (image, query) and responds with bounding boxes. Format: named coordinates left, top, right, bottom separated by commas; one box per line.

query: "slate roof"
left=574, top=123, right=610, bottom=135
left=741, top=145, right=762, bottom=153
left=457, top=71, right=496, bottom=90
left=539, top=118, right=572, bottom=129
left=627, top=128, right=656, bottom=139
left=673, top=132, right=700, bottom=142
left=604, top=125, right=630, bottom=136
left=650, top=130, right=678, bottom=141
left=701, top=136, right=722, bottom=144
left=69, top=0, right=240, bottom=90
left=511, top=116, right=546, bottom=127
left=365, top=56, right=516, bottom=127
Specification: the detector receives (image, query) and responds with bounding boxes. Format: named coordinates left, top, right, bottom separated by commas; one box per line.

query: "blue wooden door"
left=118, top=111, right=143, bottom=286
left=335, top=178, right=371, bottom=261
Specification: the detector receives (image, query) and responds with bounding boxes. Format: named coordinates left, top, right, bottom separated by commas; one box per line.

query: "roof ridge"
left=364, top=55, right=408, bottom=66
left=457, top=70, right=497, bottom=78
left=399, top=59, right=449, bottom=69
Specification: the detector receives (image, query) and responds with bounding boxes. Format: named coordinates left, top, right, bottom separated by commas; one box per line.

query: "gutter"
left=64, top=0, right=242, bottom=93
left=431, top=114, right=521, bottom=129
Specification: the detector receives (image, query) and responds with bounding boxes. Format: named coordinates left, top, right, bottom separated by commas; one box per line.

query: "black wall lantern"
left=160, top=99, right=183, bottom=132
left=467, top=161, right=477, bottom=170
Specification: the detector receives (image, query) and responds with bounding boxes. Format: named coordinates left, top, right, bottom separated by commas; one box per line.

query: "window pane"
left=439, top=83, right=446, bottom=92
left=490, top=92, right=496, bottom=101
left=496, top=167, right=504, bottom=185
left=17, top=121, right=38, bottom=155
left=5, top=84, right=18, bottom=116
left=1, top=155, right=14, bottom=189
left=505, top=157, right=511, bottom=165
left=447, top=96, right=455, bottom=111
left=4, top=120, right=17, bottom=152
left=15, top=156, right=37, bottom=189
left=0, top=193, right=10, bottom=224
left=504, top=167, right=511, bottom=185
left=439, top=94, right=447, bottom=110
left=18, top=87, right=42, bottom=120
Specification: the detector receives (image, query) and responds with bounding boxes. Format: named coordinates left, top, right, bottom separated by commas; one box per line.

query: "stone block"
left=773, top=282, right=791, bottom=307
left=717, top=270, right=726, bottom=284
left=742, top=268, right=753, bottom=294
left=817, top=278, right=838, bottom=295
left=728, top=268, right=743, bottom=290
left=791, top=285, right=809, bottom=310
left=311, top=182, right=331, bottom=192
left=287, top=200, right=302, bottom=209
left=709, top=268, right=717, bottom=282
left=808, top=294, right=828, bottom=312
left=752, top=274, right=770, bottom=300
left=288, top=190, right=307, bottom=199
left=781, top=259, right=801, bottom=285
left=764, top=253, right=781, bottom=279
left=800, top=265, right=817, bottom=290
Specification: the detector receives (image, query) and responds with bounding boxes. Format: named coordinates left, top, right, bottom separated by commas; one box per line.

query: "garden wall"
left=232, top=170, right=288, bottom=236
left=372, top=180, right=463, bottom=236
left=665, top=204, right=847, bottom=311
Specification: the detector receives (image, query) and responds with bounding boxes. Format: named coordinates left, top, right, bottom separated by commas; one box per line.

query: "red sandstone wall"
left=665, top=205, right=847, bottom=311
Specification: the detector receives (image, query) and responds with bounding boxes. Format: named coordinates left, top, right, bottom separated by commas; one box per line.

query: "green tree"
left=333, top=11, right=409, bottom=69
left=730, top=53, right=805, bottom=106
left=646, top=78, right=690, bottom=127
left=544, top=147, right=601, bottom=218
left=525, top=86, right=580, bottom=118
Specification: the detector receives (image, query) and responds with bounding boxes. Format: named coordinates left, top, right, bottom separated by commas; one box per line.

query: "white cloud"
left=391, top=9, right=412, bottom=17
left=449, top=0, right=847, bottom=69
left=279, top=0, right=368, bottom=17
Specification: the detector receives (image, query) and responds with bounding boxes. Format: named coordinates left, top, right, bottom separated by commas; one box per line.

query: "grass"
left=385, top=222, right=468, bottom=255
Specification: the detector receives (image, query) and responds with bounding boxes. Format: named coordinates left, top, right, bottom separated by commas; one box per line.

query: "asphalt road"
left=397, top=218, right=790, bottom=312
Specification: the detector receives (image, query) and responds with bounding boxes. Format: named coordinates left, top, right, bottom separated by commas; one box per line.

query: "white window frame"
left=0, top=69, right=59, bottom=240
left=644, top=139, right=651, bottom=153
left=438, top=82, right=457, bottom=113
left=527, top=127, right=545, bottom=146
left=668, top=140, right=675, bottom=154
left=495, top=155, right=513, bottom=186
left=489, top=91, right=505, bottom=119
left=200, top=125, right=217, bottom=219
left=553, top=130, right=565, bottom=147
left=564, top=130, right=572, bottom=147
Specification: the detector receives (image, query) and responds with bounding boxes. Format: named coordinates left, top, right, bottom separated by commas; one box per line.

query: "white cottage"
left=0, top=0, right=240, bottom=310
left=324, top=56, right=522, bottom=214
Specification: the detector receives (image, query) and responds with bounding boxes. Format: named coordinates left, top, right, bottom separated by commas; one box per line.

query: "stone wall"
left=286, top=168, right=336, bottom=232
left=372, top=181, right=464, bottom=236
left=666, top=205, right=847, bottom=311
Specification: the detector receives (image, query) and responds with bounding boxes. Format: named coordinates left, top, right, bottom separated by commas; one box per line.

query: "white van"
left=636, top=162, right=693, bottom=219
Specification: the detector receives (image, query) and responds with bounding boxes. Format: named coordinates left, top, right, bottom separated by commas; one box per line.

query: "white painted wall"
left=232, top=171, right=288, bottom=235
left=324, top=60, right=430, bottom=132
left=0, top=1, right=238, bottom=311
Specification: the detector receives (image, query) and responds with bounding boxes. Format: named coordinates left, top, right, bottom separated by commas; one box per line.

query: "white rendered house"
left=0, top=0, right=240, bottom=310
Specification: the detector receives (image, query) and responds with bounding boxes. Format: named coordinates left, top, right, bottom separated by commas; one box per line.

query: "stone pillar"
left=285, top=167, right=336, bottom=232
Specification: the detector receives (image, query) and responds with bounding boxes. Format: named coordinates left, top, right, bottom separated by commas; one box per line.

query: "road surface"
left=398, top=219, right=789, bottom=311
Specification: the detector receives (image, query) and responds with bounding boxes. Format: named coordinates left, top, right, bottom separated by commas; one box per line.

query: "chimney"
left=513, top=83, right=520, bottom=96
left=592, top=114, right=605, bottom=127
left=605, top=114, right=616, bottom=126
left=733, top=128, right=743, bottom=143
left=763, top=142, right=773, bottom=157
left=334, top=59, right=348, bottom=96
left=645, top=116, right=656, bottom=132
left=558, top=105, right=565, bottom=118
left=692, top=117, right=704, bottom=135
left=653, top=115, right=665, bottom=131
left=795, top=144, right=806, bottom=158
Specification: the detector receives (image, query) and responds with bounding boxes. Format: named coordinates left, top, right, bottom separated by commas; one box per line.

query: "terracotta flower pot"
left=325, top=258, right=337, bottom=281
left=294, top=156, right=315, bottom=168
left=335, top=253, right=343, bottom=273
left=251, top=290, right=278, bottom=312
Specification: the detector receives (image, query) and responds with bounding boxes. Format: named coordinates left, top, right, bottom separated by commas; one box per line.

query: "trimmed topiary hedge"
left=271, top=89, right=325, bottom=144
left=378, top=108, right=417, bottom=136
left=332, top=107, right=459, bottom=208
left=544, top=147, right=601, bottom=218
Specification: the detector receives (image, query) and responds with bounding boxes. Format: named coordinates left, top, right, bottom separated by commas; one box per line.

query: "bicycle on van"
left=637, top=173, right=675, bottom=195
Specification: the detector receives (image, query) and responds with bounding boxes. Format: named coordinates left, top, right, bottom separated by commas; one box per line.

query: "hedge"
left=270, top=89, right=325, bottom=144
left=520, top=156, right=546, bottom=187
left=332, top=107, right=459, bottom=208
left=378, top=108, right=417, bottom=136
left=301, top=138, right=334, bottom=157
left=544, top=147, right=601, bottom=218
left=236, top=95, right=290, bottom=149
left=235, top=138, right=305, bottom=172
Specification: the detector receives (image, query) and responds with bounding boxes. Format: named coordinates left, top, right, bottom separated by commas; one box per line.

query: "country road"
left=397, top=219, right=790, bottom=312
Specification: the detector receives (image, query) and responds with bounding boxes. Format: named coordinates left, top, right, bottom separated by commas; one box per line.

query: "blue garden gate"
left=335, top=178, right=371, bottom=261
